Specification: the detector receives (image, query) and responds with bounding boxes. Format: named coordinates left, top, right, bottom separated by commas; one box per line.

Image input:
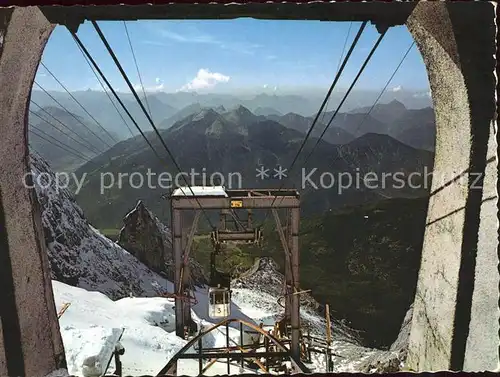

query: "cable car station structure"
left=170, top=187, right=303, bottom=368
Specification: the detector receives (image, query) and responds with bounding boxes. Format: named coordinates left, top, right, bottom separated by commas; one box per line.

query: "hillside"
left=73, top=105, right=434, bottom=229
left=29, top=106, right=118, bottom=172
left=345, top=100, right=436, bottom=151
left=189, top=196, right=428, bottom=349
left=268, top=112, right=356, bottom=145
left=30, top=90, right=178, bottom=140
left=260, top=196, right=428, bottom=348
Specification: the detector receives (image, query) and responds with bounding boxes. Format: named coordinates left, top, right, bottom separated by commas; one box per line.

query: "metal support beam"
left=176, top=351, right=290, bottom=360
left=216, top=230, right=261, bottom=242
left=290, top=207, right=301, bottom=361
left=172, top=208, right=184, bottom=337
left=285, top=209, right=293, bottom=323
left=172, top=195, right=299, bottom=210
left=182, top=211, right=201, bottom=331
left=183, top=211, right=200, bottom=260
left=271, top=209, right=292, bottom=322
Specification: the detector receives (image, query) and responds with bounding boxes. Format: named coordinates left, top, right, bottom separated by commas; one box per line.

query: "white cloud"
left=150, top=24, right=261, bottom=55
left=179, top=69, right=230, bottom=91
left=263, top=84, right=268, bottom=89
left=412, top=90, right=432, bottom=98
left=133, top=77, right=165, bottom=93
left=159, top=28, right=217, bottom=44
left=391, top=85, right=402, bottom=92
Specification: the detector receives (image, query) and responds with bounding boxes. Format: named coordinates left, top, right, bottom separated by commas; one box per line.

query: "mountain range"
left=69, top=104, right=434, bottom=229
left=29, top=88, right=433, bottom=140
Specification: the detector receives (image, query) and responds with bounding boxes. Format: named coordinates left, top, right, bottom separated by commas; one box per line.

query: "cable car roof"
left=172, top=186, right=228, bottom=197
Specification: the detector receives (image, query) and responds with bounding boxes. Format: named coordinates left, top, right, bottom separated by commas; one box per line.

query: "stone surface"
left=0, top=7, right=65, bottom=377
left=463, top=120, right=499, bottom=371
left=117, top=201, right=207, bottom=287
left=405, top=1, right=497, bottom=371
left=357, top=304, right=414, bottom=373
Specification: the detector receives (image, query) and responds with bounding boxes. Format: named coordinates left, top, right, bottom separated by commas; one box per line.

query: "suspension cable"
left=301, top=29, right=388, bottom=167
left=334, top=41, right=415, bottom=201
left=266, top=29, right=389, bottom=215
left=350, top=41, right=415, bottom=143
left=39, top=62, right=118, bottom=144
left=29, top=123, right=94, bottom=162
left=73, top=34, right=136, bottom=139
left=90, top=20, right=216, bottom=230
left=264, top=29, right=391, bottom=220
left=71, top=26, right=217, bottom=302
left=123, top=21, right=154, bottom=121
left=258, top=21, right=367, bottom=227
left=71, top=32, right=164, bottom=162
left=29, top=126, right=96, bottom=165
left=319, top=21, right=353, bottom=126
left=29, top=105, right=100, bottom=155
left=33, top=81, right=114, bottom=150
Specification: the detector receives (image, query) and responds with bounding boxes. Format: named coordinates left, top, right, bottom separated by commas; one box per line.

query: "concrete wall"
left=406, top=1, right=498, bottom=372
left=0, top=7, right=65, bottom=377
left=464, top=119, right=499, bottom=371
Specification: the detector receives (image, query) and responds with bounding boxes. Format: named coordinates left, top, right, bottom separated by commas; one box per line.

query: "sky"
left=36, top=19, right=430, bottom=94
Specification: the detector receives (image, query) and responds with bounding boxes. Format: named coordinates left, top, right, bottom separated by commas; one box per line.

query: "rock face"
left=30, top=155, right=169, bottom=300
left=117, top=201, right=171, bottom=274
left=358, top=304, right=414, bottom=372
left=117, top=201, right=207, bottom=287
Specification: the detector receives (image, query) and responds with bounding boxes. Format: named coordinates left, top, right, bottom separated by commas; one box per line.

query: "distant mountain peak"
left=347, top=132, right=413, bottom=151
left=214, top=105, right=226, bottom=113
left=232, top=104, right=253, bottom=115
left=192, top=108, right=218, bottom=121
left=387, top=99, right=407, bottom=109
left=283, top=112, right=304, bottom=119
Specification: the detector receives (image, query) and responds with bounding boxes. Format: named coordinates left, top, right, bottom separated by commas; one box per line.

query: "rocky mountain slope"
left=31, top=154, right=167, bottom=299
left=267, top=112, right=356, bottom=145
left=345, top=100, right=436, bottom=151
left=257, top=196, right=428, bottom=349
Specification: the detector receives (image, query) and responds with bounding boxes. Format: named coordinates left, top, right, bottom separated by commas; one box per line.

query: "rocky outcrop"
left=357, top=304, right=414, bottom=372
left=30, top=155, right=168, bottom=300
left=117, top=200, right=207, bottom=287
left=117, top=201, right=171, bottom=274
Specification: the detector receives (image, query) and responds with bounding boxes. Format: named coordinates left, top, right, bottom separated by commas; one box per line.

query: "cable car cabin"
left=208, top=287, right=231, bottom=319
